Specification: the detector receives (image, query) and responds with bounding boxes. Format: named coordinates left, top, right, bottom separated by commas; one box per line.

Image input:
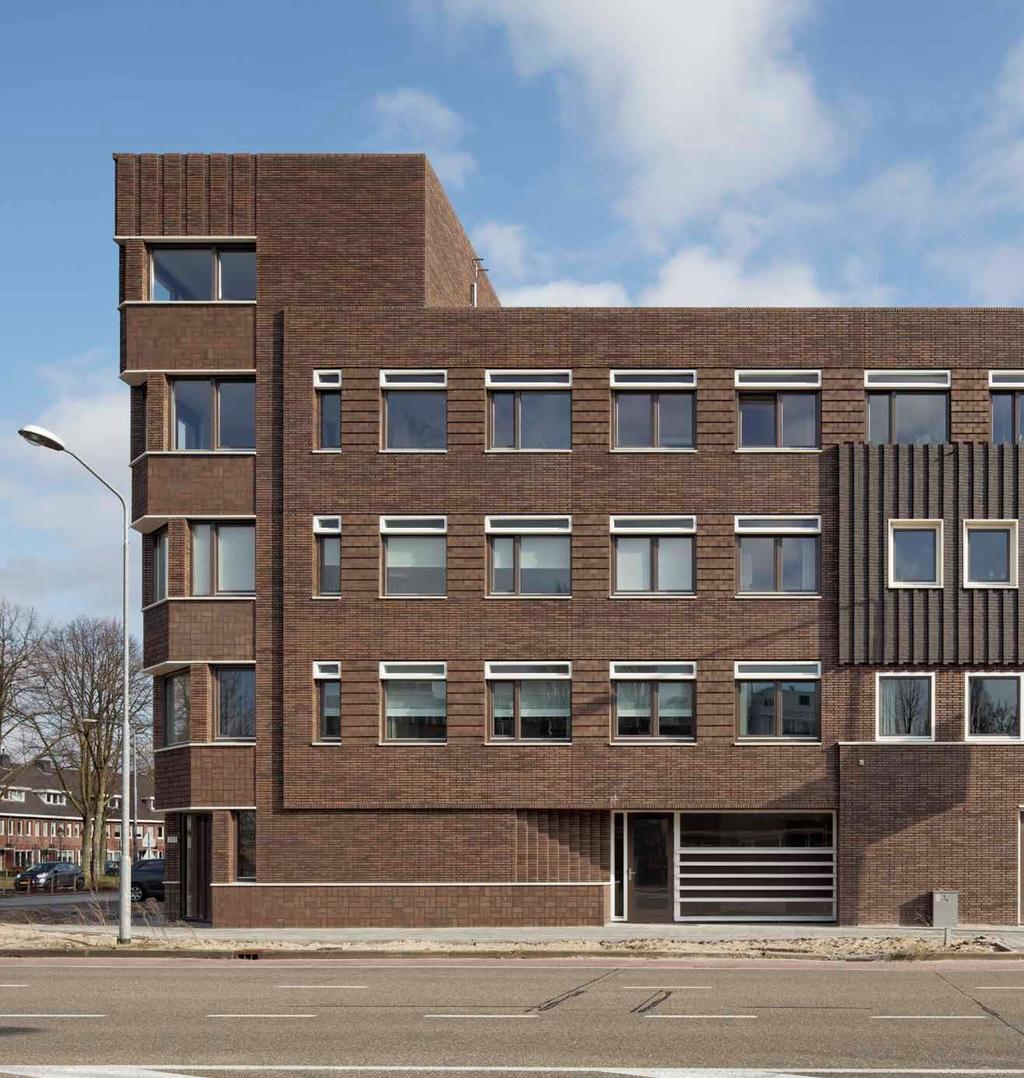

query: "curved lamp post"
left=17, top=424, right=132, bottom=944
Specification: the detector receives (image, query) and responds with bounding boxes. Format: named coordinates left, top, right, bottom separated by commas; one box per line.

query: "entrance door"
left=182, top=813, right=212, bottom=922
left=627, top=813, right=674, bottom=923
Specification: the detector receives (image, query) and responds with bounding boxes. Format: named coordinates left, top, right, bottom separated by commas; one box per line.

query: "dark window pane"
left=319, top=391, right=341, bottom=449
left=779, top=393, right=818, bottom=448
left=738, top=536, right=775, bottom=592
left=385, top=680, right=446, bottom=740
left=1018, top=394, right=1024, bottom=445
left=615, top=393, right=653, bottom=448
left=491, top=682, right=515, bottom=738
left=519, top=680, right=570, bottom=739
left=191, top=524, right=212, bottom=596
left=866, top=393, right=890, bottom=444
left=780, top=681, right=819, bottom=737
left=781, top=536, right=818, bottom=593
left=519, top=536, right=570, bottom=594
left=318, top=536, right=341, bottom=595
left=491, top=392, right=515, bottom=448
left=969, top=677, right=1020, bottom=736
left=892, top=393, right=948, bottom=445
left=385, top=536, right=446, bottom=595
left=657, top=681, right=694, bottom=738
left=659, top=392, right=694, bottom=448
left=152, top=249, right=213, bottom=301
left=319, top=680, right=341, bottom=740
left=615, top=537, right=652, bottom=592
left=173, top=380, right=213, bottom=450
left=218, top=668, right=255, bottom=739
left=520, top=391, right=571, bottom=450
left=738, top=395, right=776, bottom=447
left=615, top=682, right=653, bottom=736
left=878, top=676, right=931, bottom=737
left=217, top=524, right=255, bottom=593
left=993, top=393, right=1014, bottom=444
left=236, top=811, right=256, bottom=879
left=218, top=249, right=256, bottom=301
left=656, top=536, right=693, bottom=592
left=738, top=682, right=775, bottom=737
left=385, top=391, right=446, bottom=450
left=892, top=528, right=938, bottom=583
left=165, top=674, right=189, bottom=745
left=490, top=537, right=515, bottom=594
left=218, top=381, right=255, bottom=449
left=968, top=528, right=1011, bottom=584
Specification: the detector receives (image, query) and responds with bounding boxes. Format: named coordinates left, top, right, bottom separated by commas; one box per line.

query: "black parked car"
left=13, top=861, right=84, bottom=892
left=129, top=858, right=165, bottom=902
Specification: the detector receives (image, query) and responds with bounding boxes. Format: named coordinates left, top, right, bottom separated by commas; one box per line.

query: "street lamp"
left=17, top=424, right=133, bottom=944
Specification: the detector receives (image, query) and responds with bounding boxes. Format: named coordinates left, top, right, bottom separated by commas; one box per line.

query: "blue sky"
left=3, top=0, right=1024, bottom=626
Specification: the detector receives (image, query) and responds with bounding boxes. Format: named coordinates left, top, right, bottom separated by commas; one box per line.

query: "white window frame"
left=989, top=371, right=1024, bottom=389
left=963, top=519, right=1019, bottom=590
left=864, top=370, right=951, bottom=389
left=887, top=519, right=944, bottom=589
left=485, top=661, right=571, bottom=680
left=313, top=661, right=341, bottom=744
left=380, top=661, right=447, bottom=680
left=610, top=515, right=696, bottom=535
left=734, top=369, right=821, bottom=390
left=485, top=369, right=572, bottom=389
left=313, top=369, right=342, bottom=389
left=875, top=671, right=935, bottom=743
left=964, top=671, right=1024, bottom=742
left=485, top=515, right=571, bottom=535
left=610, top=369, right=696, bottom=389
left=610, top=661, right=696, bottom=680
left=313, top=515, right=341, bottom=535
left=734, top=661, right=821, bottom=680
left=734, top=515, right=821, bottom=535
left=379, top=516, right=448, bottom=534
left=379, top=370, right=447, bottom=389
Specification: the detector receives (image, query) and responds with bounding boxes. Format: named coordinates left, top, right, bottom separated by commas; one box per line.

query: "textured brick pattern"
left=122, top=304, right=255, bottom=377
left=143, top=600, right=254, bottom=670
left=133, top=453, right=255, bottom=525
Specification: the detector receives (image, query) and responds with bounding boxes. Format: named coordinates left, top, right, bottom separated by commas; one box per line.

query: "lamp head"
left=17, top=425, right=66, bottom=452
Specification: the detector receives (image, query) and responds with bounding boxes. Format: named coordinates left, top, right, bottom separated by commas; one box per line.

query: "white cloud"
left=472, top=220, right=529, bottom=279
left=930, top=241, right=1024, bottom=306
left=370, top=87, right=475, bottom=187
left=500, top=279, right=630, bottom=306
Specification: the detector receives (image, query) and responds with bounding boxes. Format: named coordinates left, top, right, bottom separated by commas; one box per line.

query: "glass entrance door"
left=182, top=813, right=212, bottom=922
left=627, top=813, right=674, bottom=923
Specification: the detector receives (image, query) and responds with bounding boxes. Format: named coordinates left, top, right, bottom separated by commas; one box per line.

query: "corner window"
left=192, top=522, right=255, bottom=595
left=486, top=370, right=571, bottom=451
left=380, top=517, right=446, bottom=597
left=486, top=662, right=571, bottom=742
left=164, top=670, right=190, bottom=746
left=735, top=371, right=820, bottom=450
left=610, top=662, right=696, bottom=740
left=171, top=378, right=255, bottom=451
left=380, top=662, right=446, bottom=742
left=735, top=661, right=821, bottom=740
left=876, top=673, right=933, bottom=740
left=150, top=246, right=256, bottom=302
left=380, top=370, right=446, bottom=451
left=215, top=666, right=255, bottom=740
left=967, top=674, right=1022, bottom=739
left=964, top=520, right=1018, bottom=588
left=313, top=516, right=341, bottom=596
left=610, top=516, right=695, bottom=595
left=314, top=662, right=341, bottom=742
left=610, top=370, right=695, bottom=450
left=314, top=370, right=342, bottom=450
left=735, top=516, right=820, bottom=595
left=486, top=516, right=571, bottom=597
left=235, top=811, right=256, bottom=880
left=153, top=528, right=168, bottom=603
left=865, top=370, right=950, bottom=445
left=888, top=520, right=942, bottom=589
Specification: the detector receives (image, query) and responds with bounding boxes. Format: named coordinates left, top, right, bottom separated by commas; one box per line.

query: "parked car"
left=13, top=861, right=84, bottom=892
left=103, top=859, right=120, bottom=876
left=129, top=858, right=165, bottom=902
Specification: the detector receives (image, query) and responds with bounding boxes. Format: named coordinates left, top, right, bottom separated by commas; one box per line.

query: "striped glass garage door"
left=676, top=812, right=835, bottom=922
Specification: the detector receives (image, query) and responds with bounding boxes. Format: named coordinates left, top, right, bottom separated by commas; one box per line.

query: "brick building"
left=119, top=152, right=1024, bottom=927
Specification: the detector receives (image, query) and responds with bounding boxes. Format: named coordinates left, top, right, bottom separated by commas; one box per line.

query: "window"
left=735, top=516, right=820, bottom=595
left=486, top=370, right=572, bottom=451
left=380, top=517, right=447, bottom=596
left=610, top=516, right=695, bottom=595
left=888, top=520, right=943, bottom=588
left=150, top=246, right=256, bottom=302
left=610, top=662, right=696, bottom=740
left=215, top=667, right=256, bottom=740
left=876, top=673, right=933, bottom=740
left=171, top=379, right=255, bottom=451
left=192, top=522, right=255, bottom=595
left=314, top=370, right=342, bottom=450
left=153, top=529, right=168, bottom=603
left=313, top=516, right=341, bottom=596
left=313, top=663, right=341, bottom=741
left=486, top=516, right=571, bottom=597
left=380, top=662, right=447, bottom=742
left=164, top=671, right=190, bottom=746
left=3, top=790, right=25, bottom=803
left=236, top=811, right=256, bottom=880
left=964, top=520, right=1018, bottom=588
left=380, top=370, right=446, bottom=451
left=735, top=661, right=821, bottom=740
left=865, top=370, right=950, bottom=445
left=967, top=674, right=1022, bottom=739
left=486, top=662, right=571, bottom=742
left=42, top=793, right=66, bottom=806
left=610, top=370, right=695, bottom=450
left=735, top=371, right=820, bottom=450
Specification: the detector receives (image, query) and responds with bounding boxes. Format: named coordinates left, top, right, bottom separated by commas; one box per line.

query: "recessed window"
left=735, top=371, right=820, bottom=450
left=610, top=662, right=696, bottom=740
left=164, top=670, right=190, bottom=746
left=313, top=516, right=341, bottom=596
left=314, top=370, right=342, bottom=450
left=486, top=661, right=571, bottom=742
left=153, top=528, right=168, bottom=602
left=380, top=662, right=447, bottom=742
left=486, top=516, right=571, bottom=597
left=192, top=522, right=255, bottom=595
left=215, top=667, right=255, bottom=740
left=735, top=661, right=821, bottom=740
left=865, top=370, right=950, bottom=445
left=313, top=662, right=341, bottom=742
left=380, top=517, right=447, bottom=597
left=610, top=516, right=695, bottom=595
left=171, top=378, right=255, bottom=451
left=150, top=246, right=256, bottom=302
left=235, top=811, right=256, bottom=879
left=486, top=370, right=571, bottom=451
left=876, top=674, right=933, bottom=740
left=610, top=370, right=695, bottom=450
left=888, top=520, right=942, bottom=588
left=964, top=520, right=1018, bottom=588
left=380, top=370, right=447, bottom=451
left=967, top=674, right=1021, bottom=739
left=735, top=516, right=820, bottom=595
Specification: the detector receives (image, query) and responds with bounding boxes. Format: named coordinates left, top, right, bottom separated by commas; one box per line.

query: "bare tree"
left=0, top=601, right=43, bottom=785
left=891, top=678, right=924, bottom=736
left=25, top=617, right=150, bottom=886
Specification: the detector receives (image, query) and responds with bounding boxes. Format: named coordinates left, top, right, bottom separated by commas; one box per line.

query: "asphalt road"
left=0, top=955, right=1021, bottom=1076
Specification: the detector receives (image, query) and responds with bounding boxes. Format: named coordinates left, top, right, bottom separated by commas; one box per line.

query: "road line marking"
left=975, top=985, right=1024, bottom=989
left=424, top=1014, right=538, bottom=1019
left=205, top=1013, right=318, bottom=1019
left=643, top=1013, right=758, bottom=1019
left=0, top=1013, right=105, bottom=1018
left=621, top=985, right=713, bottom=989
left=276, top=985, right=367, bottom=989
left=0, top=984, right=30, bottom=987
left=871, top=1014, right=989, bottom=1019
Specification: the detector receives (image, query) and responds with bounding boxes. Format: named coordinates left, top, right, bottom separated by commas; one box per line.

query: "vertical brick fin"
left=185, top=154, right=209, bottom=235
left=231, top=154, right=255, bottom=235
left=208, top=155, right=231, bottom=235
left=138, top=154, right=163, bottom=235
left=114, top=154, right=141, bottom=237
left=162, top=154, right=184, bottom=235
